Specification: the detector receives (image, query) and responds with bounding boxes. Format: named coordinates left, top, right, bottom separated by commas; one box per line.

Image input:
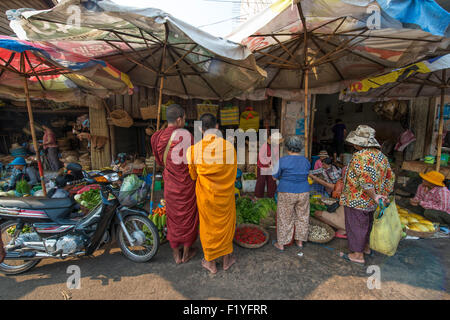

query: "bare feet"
left=223, top=254, right=236, bottom=271
left=172, top=248, right=182, bottom=264
left=201, top=258, right=217, bottom=274
left=182, top=247, right=198, bottom=263
left=295, top=240, right=303, bottom=248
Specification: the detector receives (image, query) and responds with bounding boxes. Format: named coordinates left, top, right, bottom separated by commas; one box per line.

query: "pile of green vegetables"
left=243, top=173, right=256, bottom=180
left=74, top=189, right=101, bottom=210
left=236, top=197, right=277, bottom=225
left=16, top=179, right=31, bottom=195
left=309, top=198, right=327, bottom=217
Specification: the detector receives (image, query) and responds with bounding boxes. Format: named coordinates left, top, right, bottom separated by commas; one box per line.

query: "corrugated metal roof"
left=0, top=0, right=56, bottom=36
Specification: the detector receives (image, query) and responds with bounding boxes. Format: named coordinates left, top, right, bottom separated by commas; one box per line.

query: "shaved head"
left=166, top=104, right=185, bottom=124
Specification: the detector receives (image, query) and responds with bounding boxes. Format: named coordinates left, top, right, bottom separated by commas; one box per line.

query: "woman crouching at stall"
left=272, top=136, right=310, bottom=251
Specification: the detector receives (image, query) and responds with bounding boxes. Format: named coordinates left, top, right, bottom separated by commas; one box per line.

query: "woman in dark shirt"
left=272, top=136, right=310, bottom=251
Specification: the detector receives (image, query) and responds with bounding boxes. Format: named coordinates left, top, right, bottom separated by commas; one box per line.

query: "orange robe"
left=187, top=134, right=237, bottom=261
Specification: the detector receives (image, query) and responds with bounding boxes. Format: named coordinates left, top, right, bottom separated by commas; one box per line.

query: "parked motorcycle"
left=0, top=170, right=159, bottom=275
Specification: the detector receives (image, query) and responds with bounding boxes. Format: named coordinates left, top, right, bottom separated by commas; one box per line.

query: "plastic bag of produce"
left=119, top=174, right=149, bottom=207
left=120, top=174, right=142, bottom=192
left=370, top=198, right=403, bottom=256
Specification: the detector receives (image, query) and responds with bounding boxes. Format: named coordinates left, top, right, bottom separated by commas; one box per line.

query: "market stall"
left=0, top=35, right=133, bottom=197
left=227, top=0, right=449, bottom=158
left=341, top=54, right=450, bottom=173
left=8, top=0, right=271, bottom=204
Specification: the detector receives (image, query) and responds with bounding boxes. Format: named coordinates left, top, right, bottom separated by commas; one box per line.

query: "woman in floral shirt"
left=339, top=125, right=395, bottom=265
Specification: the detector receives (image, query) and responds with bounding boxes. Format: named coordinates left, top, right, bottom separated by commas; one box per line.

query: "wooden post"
left=150, top=28, right=168, bottom=211
left=436, top=69, right=446, bottom=172
left=23, top=75, right=47, bottom=196
left=308, top=94, right=316, bottom=158
left=89, top=106, right=111, bottom=169
left=304, top=69, right=309, bottom=159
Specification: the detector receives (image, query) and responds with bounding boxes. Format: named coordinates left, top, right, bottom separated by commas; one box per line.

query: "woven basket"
left=308, top=217, right=335, bottom=243
left=233, top=223, right=270, bottom=249
left=140, top=105, right=158, bottom=120
left=405, top=225, right=437, bottom=238
left=110, top=109, right=133, bottom=128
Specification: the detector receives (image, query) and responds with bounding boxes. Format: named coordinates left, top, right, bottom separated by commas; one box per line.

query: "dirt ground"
left=0, top=229, right=449, bottom=300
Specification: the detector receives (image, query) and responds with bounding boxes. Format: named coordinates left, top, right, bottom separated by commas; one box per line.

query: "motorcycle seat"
left=0, top=197, right=76, bottom=223
left=0, top=197, right=74, bottom=210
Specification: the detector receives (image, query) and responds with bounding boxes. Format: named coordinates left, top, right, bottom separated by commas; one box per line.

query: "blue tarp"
left=376, top=0, right=450, bottom=36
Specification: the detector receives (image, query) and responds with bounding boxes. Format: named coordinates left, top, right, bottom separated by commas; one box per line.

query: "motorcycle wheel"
left=117, top=214, right=159, bottom=263
left=0, top=220, right=41, bottom=275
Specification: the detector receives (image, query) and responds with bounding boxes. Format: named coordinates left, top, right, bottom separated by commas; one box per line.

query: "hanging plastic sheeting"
left=376, top=0, right=450, bottom=37
left=0, top=35, right=133, bottom=102
left=7, top=0, right=266, bottom=101
left=227, top=0, right=450, bottom=100
left=340, top=54, right=450, bottom=102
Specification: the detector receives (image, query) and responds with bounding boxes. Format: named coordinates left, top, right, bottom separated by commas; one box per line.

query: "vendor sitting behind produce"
left=5, top=157, right=39, bottom=191
left=309, top=157, right=342, bottom=195
left=409, top=171, right=450, bottom=226
left=309, top=161, right=347, bottom=239
left=313, top=150, right=329, bottom=170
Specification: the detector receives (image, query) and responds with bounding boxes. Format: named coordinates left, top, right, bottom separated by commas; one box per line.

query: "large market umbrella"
left=341, top=54, right=450, bottom=171
left=8, top=0, right=267, bottom=208
left=227, top=0, right=450, bottom=158
left=0, top=35, right=134, bottom=195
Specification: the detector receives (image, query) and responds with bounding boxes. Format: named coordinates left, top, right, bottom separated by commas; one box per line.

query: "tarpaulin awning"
left=227, top=0, right=450, bottom=100
left=7, top=0, right=266, bottom=100
left=340, top=53, right=450, bottom=102
left=0, top=35, right=133, bottom=102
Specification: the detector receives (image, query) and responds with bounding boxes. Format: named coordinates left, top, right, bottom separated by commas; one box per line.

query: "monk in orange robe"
left=187, top=113, right=237, bottom=274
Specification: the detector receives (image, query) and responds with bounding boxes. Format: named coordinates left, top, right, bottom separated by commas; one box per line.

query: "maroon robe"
left=151, top=126, right=199, bottom=248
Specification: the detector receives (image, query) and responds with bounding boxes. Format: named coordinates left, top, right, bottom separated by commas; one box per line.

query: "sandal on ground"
left=335, top=232, right=347, bottom=239
left=272, top=240, right=284, bottom=252
left=339, top=252, right=365, bottom=265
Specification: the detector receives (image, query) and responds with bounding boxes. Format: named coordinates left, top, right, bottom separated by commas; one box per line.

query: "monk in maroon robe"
left=151, top=104, right=199, bottom=264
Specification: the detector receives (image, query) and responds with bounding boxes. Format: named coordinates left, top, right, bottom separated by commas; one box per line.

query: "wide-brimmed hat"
left=346, top=125, right=380, bottom=148
left=9, top=157, right=26, bottom=166
left=318, top=150, right=329, bottom=158
left=419, top=171, right=445, bottom=187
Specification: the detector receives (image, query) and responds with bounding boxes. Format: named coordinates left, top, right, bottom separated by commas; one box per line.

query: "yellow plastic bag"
left=239, top=107, right=260, bottom=132
left=369, top=198, right=403, bottom=256
left=220, top=104, right=240, bottom=125
left=196, top=100, right=219, bottom=119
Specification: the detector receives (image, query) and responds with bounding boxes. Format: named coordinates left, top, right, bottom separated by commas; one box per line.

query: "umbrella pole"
left=436, top=69, right=446, bottom=172
left=23, top=76, right=47, bottom=196
left=149, top=76, right=164, bottom=211
left=304, top=69, right=309, bottom=159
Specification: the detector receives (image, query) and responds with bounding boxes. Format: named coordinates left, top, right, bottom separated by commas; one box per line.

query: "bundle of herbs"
left=236, top=197, right=277, bottom=225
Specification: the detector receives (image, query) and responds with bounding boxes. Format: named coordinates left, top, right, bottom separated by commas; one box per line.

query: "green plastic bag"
left=370, top=198, right=403, bottom=256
